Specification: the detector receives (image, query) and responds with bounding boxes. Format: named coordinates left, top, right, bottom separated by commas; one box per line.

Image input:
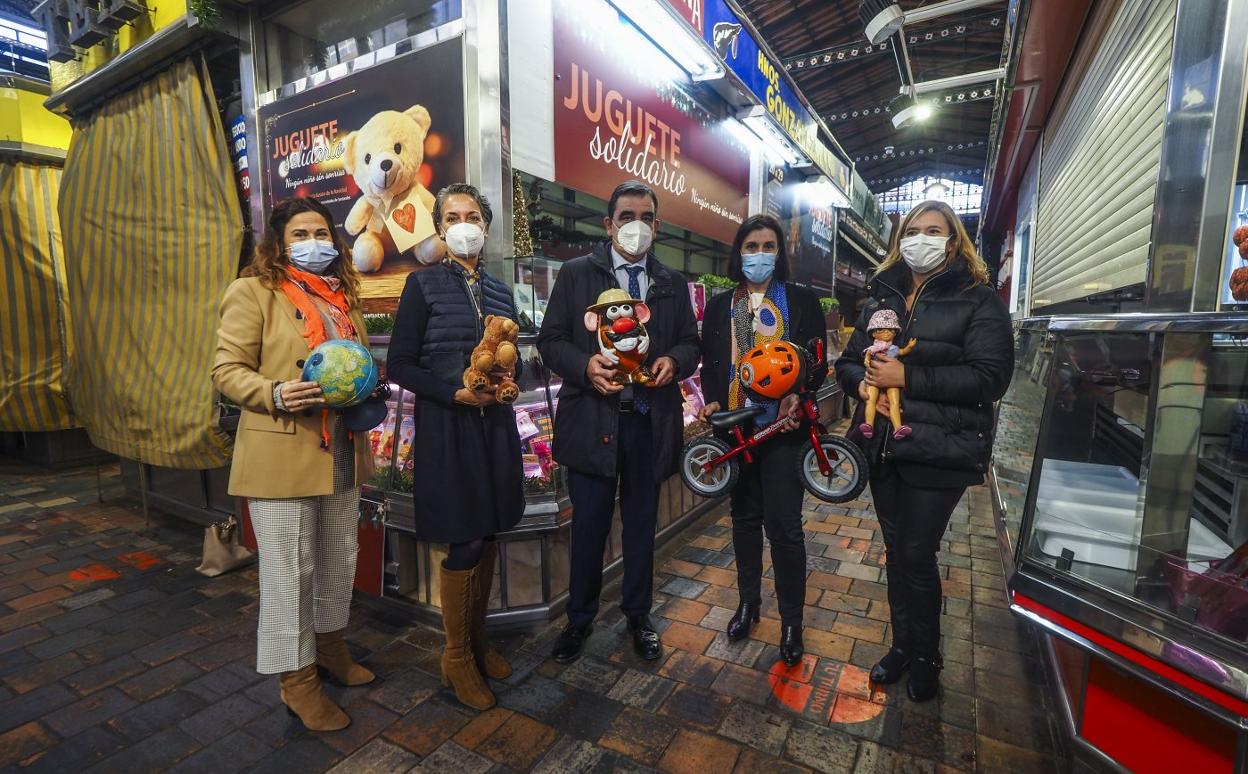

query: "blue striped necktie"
left=622, top=264, right=649, bottom=414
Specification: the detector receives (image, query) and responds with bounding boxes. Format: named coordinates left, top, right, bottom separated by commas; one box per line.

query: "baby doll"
left=859, top=308, right=917, bottom=441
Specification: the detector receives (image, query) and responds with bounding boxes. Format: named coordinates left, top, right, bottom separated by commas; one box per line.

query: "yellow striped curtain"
left=0, top=160, right=76, bottom=432
left=59, top=56, right=242, bottom=469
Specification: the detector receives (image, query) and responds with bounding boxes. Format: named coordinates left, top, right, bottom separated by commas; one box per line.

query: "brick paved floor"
left=0, top=455, right=1062, bottom=773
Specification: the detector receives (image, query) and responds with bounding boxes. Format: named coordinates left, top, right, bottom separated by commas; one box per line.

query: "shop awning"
left=0, top=159, right=76, bottom=432
left=58, top=56, right=242, bottom=469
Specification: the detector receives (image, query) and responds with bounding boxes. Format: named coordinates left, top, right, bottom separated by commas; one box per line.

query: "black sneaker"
left=869, top=646, right=911, bottom=685
left=551, top=623, right=593, bottom=665
left=906, top=654, right=943, bottom=702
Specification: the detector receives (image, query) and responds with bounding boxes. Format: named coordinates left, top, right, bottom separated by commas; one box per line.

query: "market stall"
left=982, top=0, right=1248, bottom=768
left=229, top=0, right=862, bottom=622
left=0, top=14, right=111, bottom=468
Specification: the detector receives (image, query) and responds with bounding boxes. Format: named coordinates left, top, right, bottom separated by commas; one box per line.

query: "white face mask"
left=899, top=234, right=950, bottom=274
left=288, top=239, right=338, bottom=274
left=444, top=222, right=486, bottom=258
left=615, top=220, right=654, bottom=256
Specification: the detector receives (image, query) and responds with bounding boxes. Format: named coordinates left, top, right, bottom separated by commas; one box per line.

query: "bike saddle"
left=708, top=406, right=765, bottom=429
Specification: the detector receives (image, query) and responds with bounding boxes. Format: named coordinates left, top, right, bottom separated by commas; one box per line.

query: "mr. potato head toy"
left=584, top=288, right=656, bottom=385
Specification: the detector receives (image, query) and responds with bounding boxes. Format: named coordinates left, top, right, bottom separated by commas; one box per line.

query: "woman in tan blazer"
left=212, top=196, right=376, bottom=732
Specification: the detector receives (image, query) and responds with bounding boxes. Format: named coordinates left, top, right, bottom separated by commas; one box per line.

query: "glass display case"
left=1000, top=315, right=1248, bottom=762
left=991, top=320, right=1052, bottom=566
left=512, top=255, right=561, bottom=333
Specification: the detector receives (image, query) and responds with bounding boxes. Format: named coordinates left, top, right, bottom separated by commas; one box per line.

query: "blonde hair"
left=243, top=197, right=362, bottom=308
left=875, top=200, right=990, bottom=286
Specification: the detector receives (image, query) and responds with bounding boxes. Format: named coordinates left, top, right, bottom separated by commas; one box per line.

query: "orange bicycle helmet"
left=738, top=340, right=808, bottom=399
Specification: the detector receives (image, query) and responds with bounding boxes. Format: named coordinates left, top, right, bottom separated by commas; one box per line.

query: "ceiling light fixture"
left=924, top=180, right=950, bottom=199
left=801, top=178, right=852, bottom=209
left=608, top=0, right=725, bottom=81
left=890, top=95, right=935, bottom=129
left=860, top=0, right=905, bottom=45
left=730, top=108, right=805, bottom=167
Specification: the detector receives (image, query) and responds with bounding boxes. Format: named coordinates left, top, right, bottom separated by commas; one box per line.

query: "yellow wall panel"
left=0, top=88, right=71, bottom=150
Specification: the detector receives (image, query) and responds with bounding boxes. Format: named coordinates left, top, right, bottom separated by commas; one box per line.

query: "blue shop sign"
left=702, top=0, right=812, bottom=142
left=699, top=0, right=850, bottom=195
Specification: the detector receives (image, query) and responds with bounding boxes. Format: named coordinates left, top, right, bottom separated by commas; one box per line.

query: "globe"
left=301, top=339, right=380, bottom=409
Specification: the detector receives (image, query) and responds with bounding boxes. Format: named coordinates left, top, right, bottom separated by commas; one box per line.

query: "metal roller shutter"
left=1031, top=0, right=1177, bottom=309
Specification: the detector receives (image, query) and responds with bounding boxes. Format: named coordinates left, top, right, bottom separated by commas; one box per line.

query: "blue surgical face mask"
left=288, top=238, right=338, bottom=274
left=741, top=252, right=777, bottom=284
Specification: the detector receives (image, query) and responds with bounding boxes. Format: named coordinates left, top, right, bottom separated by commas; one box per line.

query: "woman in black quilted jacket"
left=835, top=200, right=1013, bottom=702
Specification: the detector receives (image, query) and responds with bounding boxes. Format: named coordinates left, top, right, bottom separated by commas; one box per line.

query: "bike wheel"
left=799, top=435, right=868, bottom=503
left=680, top=436, right=739, bottom=498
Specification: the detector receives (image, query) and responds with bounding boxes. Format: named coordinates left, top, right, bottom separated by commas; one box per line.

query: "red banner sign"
left=553, top=6, right=749, bottom=244
left=662, top=0, right=705, bottom=34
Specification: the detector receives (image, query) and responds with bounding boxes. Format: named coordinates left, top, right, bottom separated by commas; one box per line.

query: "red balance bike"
left=680, top=338, right=868, bottom=503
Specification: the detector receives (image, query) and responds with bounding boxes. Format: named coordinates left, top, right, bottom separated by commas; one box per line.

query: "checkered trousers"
left=248, top=416, right=360, bottom=674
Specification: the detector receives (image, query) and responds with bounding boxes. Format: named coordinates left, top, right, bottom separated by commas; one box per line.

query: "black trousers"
left=565, top=412, right=659, bottom=627
left=869, top=462, right=965, bottom=656
left=729, top=430, right=807, bottom=626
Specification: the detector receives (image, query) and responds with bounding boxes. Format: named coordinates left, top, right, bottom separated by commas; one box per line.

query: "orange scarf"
left=280, top=267, right=358, bottom=451
left=280, top=267, right=356, bottom=348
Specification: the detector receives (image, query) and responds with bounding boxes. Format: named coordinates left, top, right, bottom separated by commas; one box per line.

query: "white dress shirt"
left=611, top=247, right=650, bottom=300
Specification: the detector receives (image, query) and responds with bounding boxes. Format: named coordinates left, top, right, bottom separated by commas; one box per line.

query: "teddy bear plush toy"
left=463, top=315, right=521, bottom=403
left=342, top=105, right=441, bottom=273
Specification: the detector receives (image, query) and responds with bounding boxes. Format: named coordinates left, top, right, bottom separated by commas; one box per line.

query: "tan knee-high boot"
left=472, top=543, right=512, bottom=680
left=280, top=663, right=350, bottom=731
left=440, top=563, right=496, bottom=710
left=316, top=629, right=375, bottom=686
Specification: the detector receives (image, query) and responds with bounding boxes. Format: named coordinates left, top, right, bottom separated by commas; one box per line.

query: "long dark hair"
left=727, top=214, right=791, bottom=284
left=244, top=197, right=361, bottom=307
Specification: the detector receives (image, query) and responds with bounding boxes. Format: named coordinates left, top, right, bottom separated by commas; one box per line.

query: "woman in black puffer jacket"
left=835, top=200, right=1013, bottom=702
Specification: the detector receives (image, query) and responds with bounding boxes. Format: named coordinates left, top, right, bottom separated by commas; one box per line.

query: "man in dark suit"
left=537, top=180, right=701, bottom=663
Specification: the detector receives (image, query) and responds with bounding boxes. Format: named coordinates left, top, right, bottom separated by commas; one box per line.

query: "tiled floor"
left=0, top=455, right=1062, bottom=772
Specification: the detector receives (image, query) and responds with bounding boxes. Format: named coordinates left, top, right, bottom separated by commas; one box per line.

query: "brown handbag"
left=195, top=515, right=256, bottom=577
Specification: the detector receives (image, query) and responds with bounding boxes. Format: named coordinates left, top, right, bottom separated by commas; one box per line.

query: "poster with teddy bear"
left=258, top=40, right=466, bottom=313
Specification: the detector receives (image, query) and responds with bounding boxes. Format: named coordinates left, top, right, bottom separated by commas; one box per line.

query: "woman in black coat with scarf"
left=835, top=200, right=1013, bottom=702
left=387, top=184, right=523, bottom=712
left=699, top=214, right=827, bottom=668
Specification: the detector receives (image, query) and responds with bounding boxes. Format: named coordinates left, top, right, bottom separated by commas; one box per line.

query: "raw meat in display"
left=1231, top=266, right=1248, bottom=300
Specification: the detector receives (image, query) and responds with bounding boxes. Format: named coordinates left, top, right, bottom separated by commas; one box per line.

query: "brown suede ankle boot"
left=472, top=543, right=512, bottom=680
left=279, top=664, right=350, bottom=731
left=440, top=563, right=496, bottom=710
left=316, top=629, right=375, bottom=686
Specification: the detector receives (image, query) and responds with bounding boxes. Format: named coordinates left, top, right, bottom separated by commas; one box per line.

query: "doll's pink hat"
left=867, top=308, right=901, bottom=332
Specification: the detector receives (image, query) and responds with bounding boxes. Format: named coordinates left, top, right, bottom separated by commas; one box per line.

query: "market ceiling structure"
left=737, top=0, right=1009, bottom=193
left=4, top=0, right=1010, bottom=196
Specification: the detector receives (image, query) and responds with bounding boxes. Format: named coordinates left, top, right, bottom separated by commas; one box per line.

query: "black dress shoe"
left=726, top=601, right=761, bottom=642
left=779, top=624, right=804, bottom=666
left=869, top=646, right=911, bottom=685
left=627, top=615, right=663, bottom=660
left=551, top=623, right=593, bottom=665
left=906, top=654, right=943, bottom=702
